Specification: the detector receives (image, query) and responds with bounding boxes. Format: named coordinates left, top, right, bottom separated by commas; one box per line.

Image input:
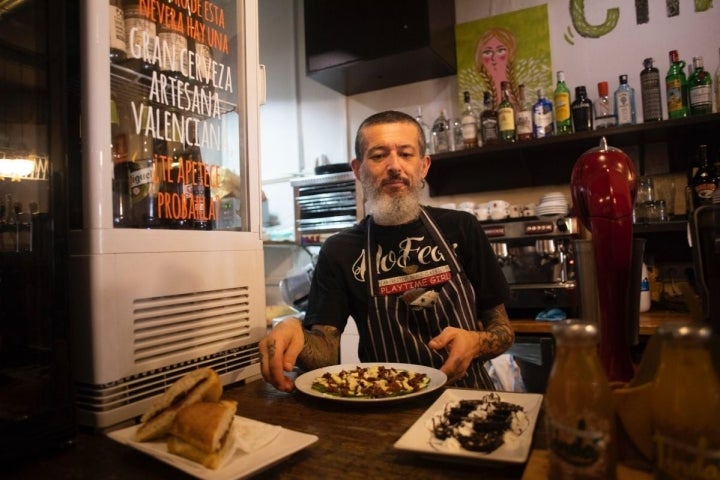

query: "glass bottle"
left=651, top=323, right=720, bottom=480
left=127, top=96, right=161, bottom=228
left=554, top=71, right=573, bottom=135
left=571, top=85, right=593, bottom=132
left=666, top=50, right=689, bottom=119
left=688, top=56, right=713, bottom=115
left=640, top=58, right=663, bottom=122
left=498, top=81, right=516, bottom=143
left=450, top=117, right=462, bottom=152
left=532, top=87, right=554, bottom=138
left=545, top=320, right=617, bottom=479
left=123, top=0, right=158, bottom=74
left=431, top=108, right=451, bottom=154
left=414, top=106, right=433, bottom=154
left=157, top=3, right=188, bottom=81
left=480, top=91, right=499, bottom=146
left=594, top=81, right=616, bottom=129
left=691, top=144, right=718, bottom=208
left=614, top=74, right=637, bottom=126
left=515, top=84, right=533, bottom=141
left=109, top=0, right=127, bottom=64
left=460, top=91, right=479, bottom=149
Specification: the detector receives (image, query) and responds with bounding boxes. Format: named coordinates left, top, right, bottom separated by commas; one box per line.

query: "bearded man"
left=260, top=110, right=513, bottom=391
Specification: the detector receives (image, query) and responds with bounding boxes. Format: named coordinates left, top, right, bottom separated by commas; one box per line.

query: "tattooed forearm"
left=296, top=325, right=341, bottom=371
left=474, top=304, right=515, bottom=361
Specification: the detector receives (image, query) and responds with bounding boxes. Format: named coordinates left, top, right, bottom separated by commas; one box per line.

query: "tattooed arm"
left=428, top=304, right=515, bottom=383
left=259, top=317, right=340, bottom=392
left=474, top=303, right=515, bottom=362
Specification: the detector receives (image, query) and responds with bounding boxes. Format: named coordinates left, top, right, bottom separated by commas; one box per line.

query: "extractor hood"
left=304, top=0, right=456, bottom=96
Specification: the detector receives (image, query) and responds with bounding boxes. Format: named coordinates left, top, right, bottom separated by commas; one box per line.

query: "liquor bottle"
left=594, top=81, right=616, bottom=129
left=460, top=91, right=479, bottom=149
left=532, top=87, right=554, bottom=139
left=666, top=50, right=689, bottom=119
left=640, top=58, right=663, bottom=122
left=109, top=0, right=127, bottom=64
left=414, top=106, right=433, bottom=154
left=431, top=108, right=451, bottom=154
left=544, top=321, right=617, bottom=479
left=126, top=96, right=161, bottom=228
left=450, top=117, right=462, bottom=152
left=571, top=85, right=593, bottom=132
left=651, top=323, right=720, bottom=480
left=688, top=56, right=713, bottom=115
left=614, top=74, right=637, bottom=126
left=111, top=96, right=131, bottom=227
left=480, top=92, right=499, bottom=146
left=691, top=144, right=718, bottom=208
left=554, top=71, right=573, bottom=135
left=715, top=47, right=720, bottom=113
left=123, top=0, right=157, bottom=74
left=157, top=3, right=188, bottom=81
left=187, top=145, right=212, bottom=230
left=498, top=81, right=516, bottom=143
left=515, top=84, right=533, bottom=141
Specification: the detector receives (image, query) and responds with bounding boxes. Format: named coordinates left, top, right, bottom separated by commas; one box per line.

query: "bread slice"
left=135, top=368, right=223, bottom=442
left=167, top=400, right=238, bottom=470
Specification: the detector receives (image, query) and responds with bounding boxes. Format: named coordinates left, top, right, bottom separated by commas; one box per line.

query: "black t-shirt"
left=303, top=206, right=510, bottom=340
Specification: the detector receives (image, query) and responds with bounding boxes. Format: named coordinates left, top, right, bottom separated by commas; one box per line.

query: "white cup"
left=440, top=202, right=456, bottom=210
left=509, top=205, right=522, bottom=218
left=458, top=201, right=475, bottom=210
left=475, top=207, right=489, bottom=221
left=490, top=207, right=508, bottom=221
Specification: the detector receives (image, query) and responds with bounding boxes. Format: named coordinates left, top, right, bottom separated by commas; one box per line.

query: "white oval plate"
left=295, top=362, right=447, bottom=403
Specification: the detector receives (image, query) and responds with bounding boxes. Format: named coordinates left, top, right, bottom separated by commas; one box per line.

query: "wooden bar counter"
left=510, top=311, right=689, bottom=336
left=7, top=378, right=535, bottom=480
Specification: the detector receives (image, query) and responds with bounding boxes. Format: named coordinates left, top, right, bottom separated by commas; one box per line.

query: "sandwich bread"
left=167, top=400, right=238, bottom=470
left=135, top=368, right=223, bottom=442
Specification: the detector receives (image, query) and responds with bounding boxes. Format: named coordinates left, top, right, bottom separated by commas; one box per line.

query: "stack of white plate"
left=536, top=192, right=569, bottom=216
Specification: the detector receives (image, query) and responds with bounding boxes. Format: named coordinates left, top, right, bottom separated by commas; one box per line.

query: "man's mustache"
left=380, top=175, right=410, bottom=187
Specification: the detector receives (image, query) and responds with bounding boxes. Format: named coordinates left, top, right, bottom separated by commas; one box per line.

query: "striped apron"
left=364, top=208, right=494, bottom=390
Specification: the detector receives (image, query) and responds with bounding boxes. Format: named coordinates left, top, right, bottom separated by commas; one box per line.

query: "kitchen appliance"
left=291, top=171, right=363, bottom=245
left=64, top=0, right=267, bottom=430
left=483, top=215, right=581, bottom=318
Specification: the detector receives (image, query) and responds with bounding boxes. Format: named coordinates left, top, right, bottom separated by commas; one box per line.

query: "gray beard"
left=363, top=183, right=422, bottom=225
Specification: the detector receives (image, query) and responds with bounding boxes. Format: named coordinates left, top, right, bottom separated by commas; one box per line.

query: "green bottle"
left=688, top=56, right=712, bottom=115
left=666, top=50, right=689, bottom=118
left=554, top=71, right=573, bottom=134
left=498, top=81, right=516, bottom=143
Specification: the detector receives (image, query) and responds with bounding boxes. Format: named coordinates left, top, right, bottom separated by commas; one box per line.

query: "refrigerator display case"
left=70, top=0, right=266, bottom=429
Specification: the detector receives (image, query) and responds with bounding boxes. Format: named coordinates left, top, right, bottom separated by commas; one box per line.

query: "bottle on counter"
left=414, top=106, right=433, bottom=154
left=532, top=87, right=554, bottom=139
left=431, top=108, right=451, bottom=154
left=109, top=0, right=127, bottom=64
left=594, top=81, right=616, bottom=129
left=450, top=117, right=462, bottom=152
left=460, top=91, right=479, bottom=149
left=690, top=144, right=718, bottom=208
left=498, top=81, right=516, bottom=143
left=640, top=58, right=663, bottom=122
left=554, top=71, right=573, bottom=135
left=544, top=320, right=617, bottom=480
left=688, top=56, right=713, bottom=115
left=666, top=49, right=689, bottom=118
left=480, top=91, right=499, bottom=146
left=651, top=323, right=720, bottom=480
left=515, top=84, right=533, bottom=141
left=123, top=0, right=158, bottom=74
left=614, top=74, right=637, bottom=126
left=571, top=85, right=593, bottom=132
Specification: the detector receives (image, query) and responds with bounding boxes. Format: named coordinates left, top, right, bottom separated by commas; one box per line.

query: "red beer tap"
left=570, top=137, right=637, bottom=382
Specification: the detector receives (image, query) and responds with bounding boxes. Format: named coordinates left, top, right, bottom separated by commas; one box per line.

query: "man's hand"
left=259, top=317, right=305, bottom=392
left=428, top=327, right=481, bottom=383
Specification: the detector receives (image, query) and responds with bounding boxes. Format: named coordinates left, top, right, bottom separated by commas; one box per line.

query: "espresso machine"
left=484, top=215, right=581, bottom=319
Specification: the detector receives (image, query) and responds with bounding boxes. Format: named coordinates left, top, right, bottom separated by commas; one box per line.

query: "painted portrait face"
left=479, top=35, right=508, bottom=73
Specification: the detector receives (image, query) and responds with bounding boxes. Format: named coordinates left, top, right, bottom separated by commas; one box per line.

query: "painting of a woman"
left=475, top=27, right=517, bottom=108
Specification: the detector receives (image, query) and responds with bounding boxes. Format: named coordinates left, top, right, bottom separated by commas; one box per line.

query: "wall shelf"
left=426, top=113, right=720, bottom=197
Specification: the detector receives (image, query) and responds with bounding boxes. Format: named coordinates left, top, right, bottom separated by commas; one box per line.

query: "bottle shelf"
left=425, top=113, right=720, bottom=197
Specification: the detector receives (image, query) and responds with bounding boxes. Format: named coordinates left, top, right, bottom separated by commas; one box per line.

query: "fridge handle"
left=258, top=64, right=267, bottom=106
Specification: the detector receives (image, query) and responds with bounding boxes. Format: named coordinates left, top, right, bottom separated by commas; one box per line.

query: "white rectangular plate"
left=107, top=416, right=318, bottom=480
left=394, top=389, right=543, bottom=464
